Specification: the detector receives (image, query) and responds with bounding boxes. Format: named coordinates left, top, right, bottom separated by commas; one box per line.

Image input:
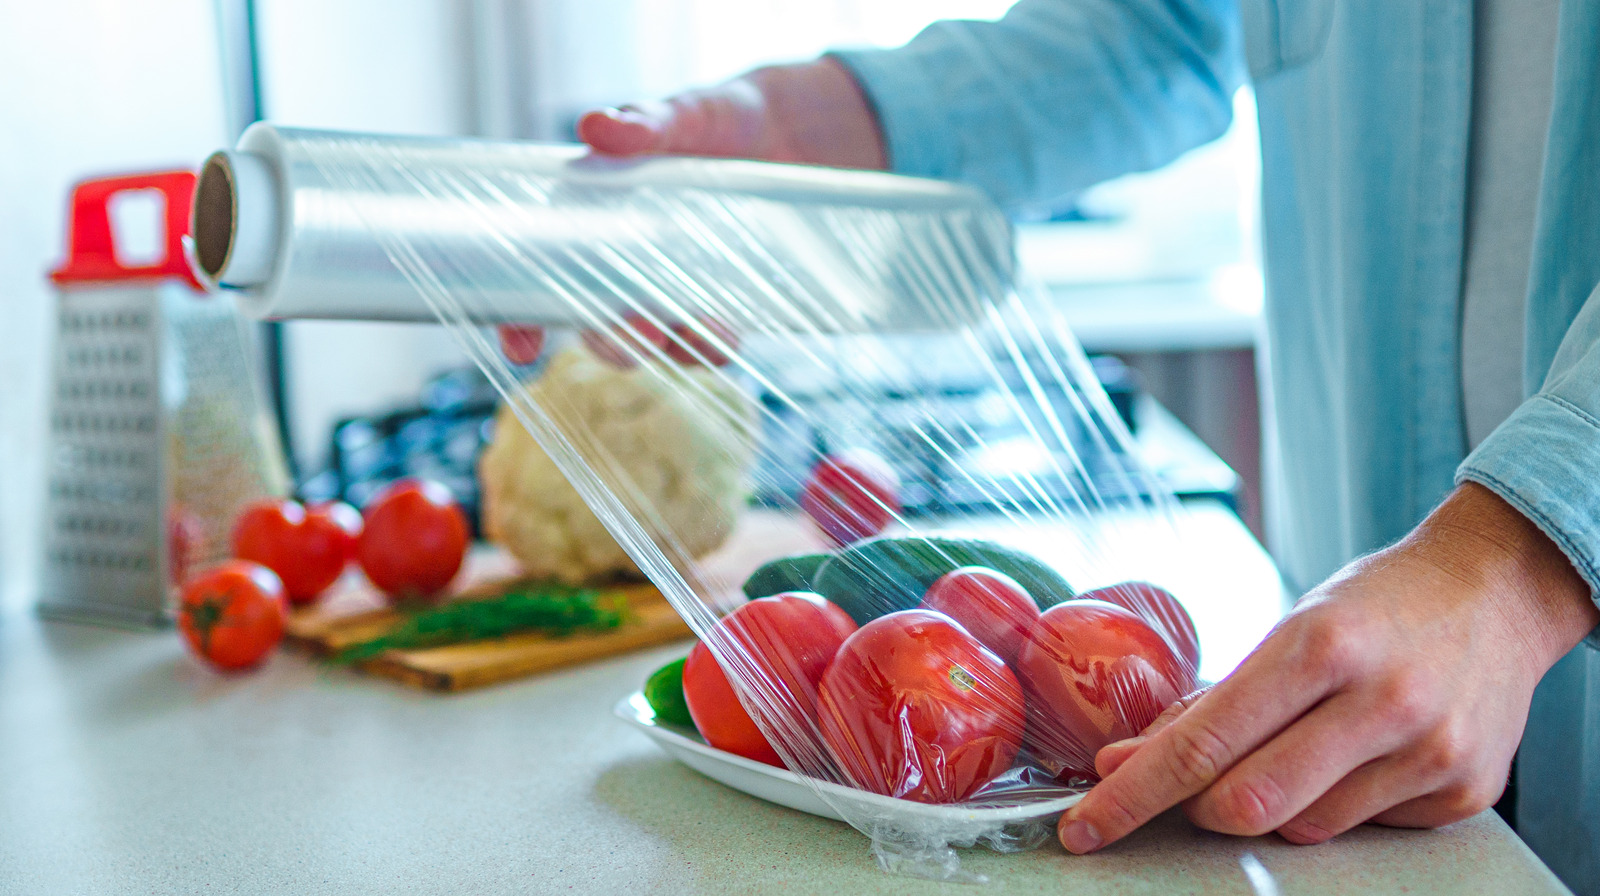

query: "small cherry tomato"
left=1014, top=599, right=1194, bottom=782
left=357, top=478, right=471, bottom=601
left=663, top=317, right=738, bottom=367
left=681, top=592, right=857, bottom=767
left=497, top=325, right=547, bottom=365
left=177, top=560, right=287, bottom=672
left=799, top=450, right=900, bottom=547
left=581, top=313, right=670, bottom=369
left=1079, top=581, right=1201, bottom=673
left=231, top=499, right=362, bottom=605
left=918, top=566, right=1040, bottom=666
left=818, top=609, right=1024, bottom=803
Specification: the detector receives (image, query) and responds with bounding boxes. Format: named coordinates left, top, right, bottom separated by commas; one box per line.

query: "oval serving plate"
left=613, top=692, right=1084, bottom=828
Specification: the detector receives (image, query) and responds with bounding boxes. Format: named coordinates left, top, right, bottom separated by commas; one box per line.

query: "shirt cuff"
left=1457, top=394, right=1600, bottom=644
left=826, top=47, right=956, bottom=181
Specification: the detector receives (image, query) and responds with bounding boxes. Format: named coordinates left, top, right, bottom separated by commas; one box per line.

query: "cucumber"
left=741, top=552, right=832, bottom=599
left=812, top=536, right=1075, bottom=625
left=643, top=656, right=696, bottom=730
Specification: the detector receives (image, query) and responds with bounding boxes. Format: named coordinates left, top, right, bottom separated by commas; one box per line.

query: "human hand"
left=498, top=59, right=884, bottom=361
left=502, top=59, right=884, bottom=362
left=575, top=57, right=886, bottom=169
left=1059, top=482, right=1599, bottom=853
left=495, top=315, right=739, bottom=370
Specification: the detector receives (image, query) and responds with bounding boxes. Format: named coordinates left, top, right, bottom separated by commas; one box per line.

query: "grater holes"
left=59, top=379, right=138, bottom=402
left=46, top=478, right=159, bottom=504
left=49, top=546, right=157, bottom=573
left=53, top=513, right=146, bottom=538
left=54, top=446, right=149, bottom=471
left=59, top=308, right=153, bottom=335
left=51, top=412, right=157, bottom=434
left=46, top=290, right=176, bottom=615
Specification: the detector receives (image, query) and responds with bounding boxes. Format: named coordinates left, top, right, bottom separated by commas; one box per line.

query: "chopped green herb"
left=333, top=585, right=627, bottom=664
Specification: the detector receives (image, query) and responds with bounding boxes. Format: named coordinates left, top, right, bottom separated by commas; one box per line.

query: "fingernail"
left=1061, top=818, right=1102, bottom=854
left=613, top=108, right=656, bottom=126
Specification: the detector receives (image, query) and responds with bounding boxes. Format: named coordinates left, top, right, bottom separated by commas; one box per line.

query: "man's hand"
left=496, top=59, right=886, bottom=365
left=575, top=57, right=887, bottom=170
left=1059, top=482, right=1599, bottom=853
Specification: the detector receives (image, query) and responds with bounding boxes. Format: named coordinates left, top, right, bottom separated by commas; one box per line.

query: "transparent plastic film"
left=213, top=126, right=1205, bottom=880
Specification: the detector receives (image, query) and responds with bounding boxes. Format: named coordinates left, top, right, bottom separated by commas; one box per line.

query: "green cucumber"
left=812, top=536, right=1074, bottom=625
left=741, top=552, right=832, bottom=599
left=643, top=657, right=696, bottom=730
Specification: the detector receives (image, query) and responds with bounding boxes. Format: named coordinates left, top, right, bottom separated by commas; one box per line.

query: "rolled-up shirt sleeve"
left=1457, top=10, right=1600, bottom=628
left=829, top=0, right=1245, bottom=214
left=1459, top=280, right=1600, bottom=615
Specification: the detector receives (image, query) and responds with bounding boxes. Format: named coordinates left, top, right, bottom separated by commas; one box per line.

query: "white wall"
left=0, top=0, right=231, bottom=613
left=522, top=0, right=1014, bottom=138
left=252, top=0, right=479, bottom=473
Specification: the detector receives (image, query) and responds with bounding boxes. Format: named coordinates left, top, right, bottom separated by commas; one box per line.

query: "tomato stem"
left=188, top=593, right=229, bottom=654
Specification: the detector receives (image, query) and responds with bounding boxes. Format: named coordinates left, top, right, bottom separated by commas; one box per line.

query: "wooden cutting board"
left=284, top=511, right=826, bottom=692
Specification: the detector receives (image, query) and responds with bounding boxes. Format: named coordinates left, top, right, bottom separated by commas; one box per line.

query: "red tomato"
left=1079, top=581, right=1201, bottom=673
left=799, top=450, right=900, bottom=547
left=357, top=479, right=471, bottom=601
left=682, top=592, right=857, bottom=767
left=918, top=566, right=1041, bottom=667
left=663, top=317, right=738, bottom=367
left=177, top=560, right=287, bottom=671
left=1014, top=599, right=1195, bottom=782
left=683, top=641, right=780, bottom=766
left=497, top=325, right=547, bottom=365
left=581, top=313, right=670, bottom=369
left=817, top=609, right=1024, bottom=803
left=231, top=499, right=362, bottom=605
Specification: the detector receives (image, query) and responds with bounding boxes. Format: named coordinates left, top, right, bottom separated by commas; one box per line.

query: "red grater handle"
left=50, top=170, right=204, bottom=290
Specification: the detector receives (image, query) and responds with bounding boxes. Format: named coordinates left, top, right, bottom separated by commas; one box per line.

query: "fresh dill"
left=333, top=585, right=628, bottom=663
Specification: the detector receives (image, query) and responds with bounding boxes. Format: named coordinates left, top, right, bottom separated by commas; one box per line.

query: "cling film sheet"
left=220, top=125, right=1208, bottom=880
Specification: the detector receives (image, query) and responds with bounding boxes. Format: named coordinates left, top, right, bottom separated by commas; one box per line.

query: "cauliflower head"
left=478, top=347, right=759, bottom=584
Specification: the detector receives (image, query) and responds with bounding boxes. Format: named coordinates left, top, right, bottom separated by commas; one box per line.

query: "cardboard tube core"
left=193, top=150, right=280, bottom=289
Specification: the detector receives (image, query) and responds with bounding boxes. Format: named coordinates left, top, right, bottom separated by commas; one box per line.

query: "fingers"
left=1057, top=642, right=1327, bottom=854
left=576, top=107, right=667, bottom=156
left=577, top=84, right=767, bottom=159
left=574, top=60, right=885, bottom=168
left=1094, top=736, right=1145, bottom=779
left=1094, top=687, right=1208, bottom=778
left=497, top=325, right=546, bottom=365
left=1367, top=776, right=1508, bottom=830
left=1275, top=757, right=1507, bottom=844
left=503, top=316, right=738, bottom=370
left=1181, top=692, right=1407, bottom=837
left=1273, top=758, right=1428, bottom=844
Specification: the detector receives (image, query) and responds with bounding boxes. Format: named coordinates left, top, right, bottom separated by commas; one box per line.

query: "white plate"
left=613, top=692, right=1083, bottom=830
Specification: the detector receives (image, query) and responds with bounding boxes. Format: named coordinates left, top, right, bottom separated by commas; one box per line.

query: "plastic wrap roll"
left=191, top=123, right=1213, bottom=882
left=191, top=123, right=1014, bottom=330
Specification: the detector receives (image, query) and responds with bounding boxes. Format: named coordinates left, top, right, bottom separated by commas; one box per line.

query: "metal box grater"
left=38, top=172, right=289, bottom=628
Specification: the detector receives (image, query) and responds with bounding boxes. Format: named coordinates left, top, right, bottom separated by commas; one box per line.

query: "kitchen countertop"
left=0, top=502, right=1570, bottom=895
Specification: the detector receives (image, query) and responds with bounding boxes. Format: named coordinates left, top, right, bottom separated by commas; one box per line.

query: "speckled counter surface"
left=0, top=608, right=1568, bottom=896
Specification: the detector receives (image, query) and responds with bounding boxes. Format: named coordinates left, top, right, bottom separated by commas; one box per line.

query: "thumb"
left=577, top=104, right=672, bottom=156
left=1095, top=736, right=1148, bottom=779
left=1092, top=686, right=1211, bottom=779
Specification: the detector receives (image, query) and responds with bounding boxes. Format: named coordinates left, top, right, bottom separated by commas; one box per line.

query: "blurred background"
left=0, top=0, right=1261, bottom=616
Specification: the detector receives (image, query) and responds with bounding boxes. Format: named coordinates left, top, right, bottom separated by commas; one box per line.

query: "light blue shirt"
left=833, top=1, right=1600, bottom=890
